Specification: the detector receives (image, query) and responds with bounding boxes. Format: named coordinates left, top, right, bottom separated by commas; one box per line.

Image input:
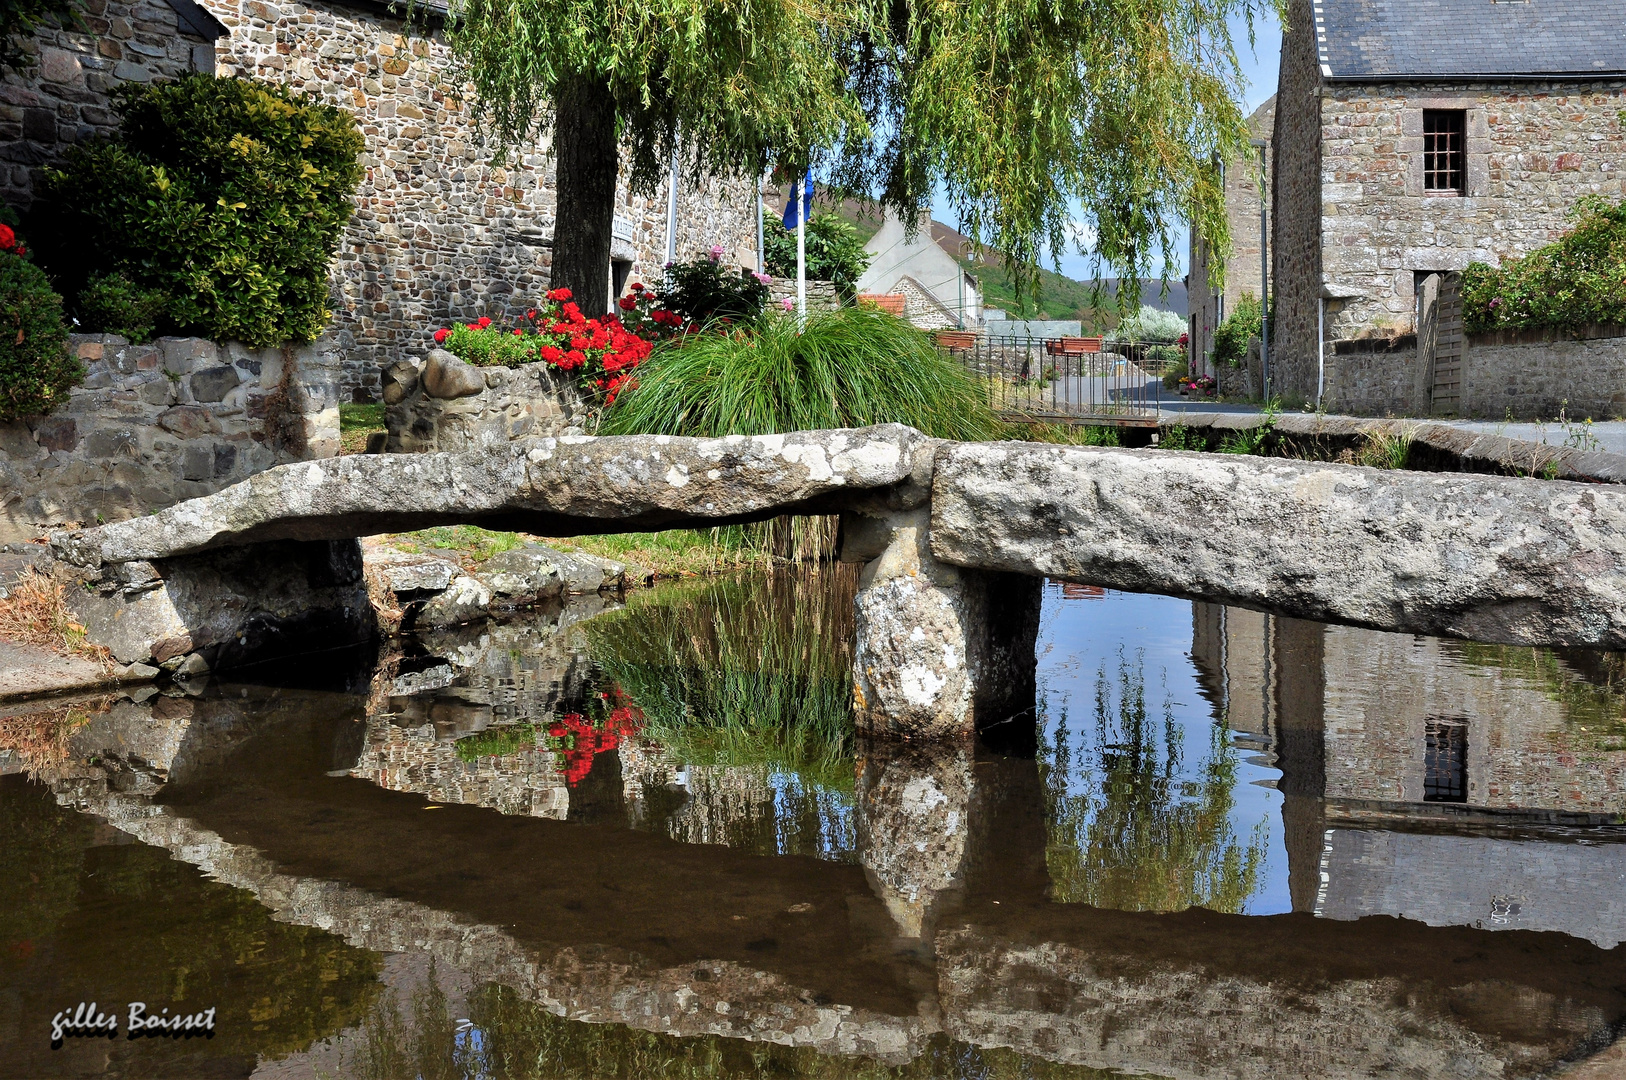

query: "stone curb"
left=1161, top=411, right=1626, bottom=484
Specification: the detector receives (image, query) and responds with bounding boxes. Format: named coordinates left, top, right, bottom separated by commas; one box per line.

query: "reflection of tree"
left=344, top=979, right=1151, bottom=1080
left=1041, top=650, right=1266, bottom=914
left=1450, top=641, right=1626, bottom=753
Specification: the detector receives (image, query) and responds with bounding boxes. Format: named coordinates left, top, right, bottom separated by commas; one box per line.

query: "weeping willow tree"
left=447, top=0, right=1277, bottom=314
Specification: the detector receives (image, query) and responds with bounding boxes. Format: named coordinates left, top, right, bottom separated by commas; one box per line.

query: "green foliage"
left=74, top=271, right=166, bottom=344
left=0, top=0, right=78, bottom=75
left=661, top=253, right=770, bottom=324
left=1356, top=430, right=1414, bottom=470
left=764, top=212, right=873, bottom=300
left=39, top=75, right=364, bottom=346
left=1107, top=304, right=1186, bottom=343
left=454, top=723, right=539, bottom=762
left=1463, top=196, right=1626, bottom=333
left=450, top=0, right=1275, bottom=310
left=1021, top=422, right=1121, bottom=447
left=1157, top=424, right=1199, bottom=451
left=600, top=306, right=1003, bottom=441
left=1211, top=291, right=1265, bottom=367
left=0, top=252, right=77, bottom=420
left=441, top=322, right=539, bottom=367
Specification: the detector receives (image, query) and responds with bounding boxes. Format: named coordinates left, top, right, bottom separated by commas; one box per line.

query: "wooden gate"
left=1429, top=272, right=1464, bottom=416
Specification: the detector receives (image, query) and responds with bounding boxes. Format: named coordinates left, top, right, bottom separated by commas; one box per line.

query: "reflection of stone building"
left=1191, top=601, right=1626, bottom=942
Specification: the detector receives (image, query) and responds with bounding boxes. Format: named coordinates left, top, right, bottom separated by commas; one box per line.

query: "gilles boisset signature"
left=51, top=1002, right=216, bottom=1046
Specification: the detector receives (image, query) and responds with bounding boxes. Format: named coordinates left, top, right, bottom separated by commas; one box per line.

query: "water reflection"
left=1041, top=649, right=1268, bottom=913
left=7, top=570, right=1626, bottom=1077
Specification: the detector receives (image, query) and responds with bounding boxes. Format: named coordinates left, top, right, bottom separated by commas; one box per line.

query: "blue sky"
left=932, top=9, right=1283, bottom=284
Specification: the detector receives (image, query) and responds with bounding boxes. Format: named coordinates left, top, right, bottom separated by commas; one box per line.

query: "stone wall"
left=0, top=0, right=216, bottom=208
left=383, top=350, right=589, bottom=454
left=1268, top=0, right=1322, bottom=403
left=1188, top=96, right=1273, bottom=376
left=0, top=332, right=339, bottom=541
left=204, top=0, right=762, bottom=402
left=0, top=1, right=763, bottom=404
left=1317, top=325, right=1626, bottom=419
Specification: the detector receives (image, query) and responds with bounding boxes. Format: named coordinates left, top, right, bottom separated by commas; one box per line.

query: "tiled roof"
left=1315, top=0, right=1626, bottom=80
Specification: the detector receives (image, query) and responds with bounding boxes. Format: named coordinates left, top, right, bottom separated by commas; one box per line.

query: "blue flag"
left=782, top=172, right=814, bottom=229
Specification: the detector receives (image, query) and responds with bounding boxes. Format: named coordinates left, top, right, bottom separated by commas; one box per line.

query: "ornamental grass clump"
left=1463, top=196, right=1626, bottom=333
left=599, top=305, right=1003, bottom=440
left=38, top=74, right=363, bottom=346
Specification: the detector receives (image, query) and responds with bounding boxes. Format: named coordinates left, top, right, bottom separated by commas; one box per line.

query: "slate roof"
left=1315, top=0, right=1626, bottom=80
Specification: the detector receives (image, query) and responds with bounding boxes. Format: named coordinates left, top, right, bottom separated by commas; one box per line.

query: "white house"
left=855, top=211, right=983, bottom=330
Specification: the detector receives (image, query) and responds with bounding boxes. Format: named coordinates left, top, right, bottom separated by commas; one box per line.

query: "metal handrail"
left=939, top=332, right=1175, bottom=426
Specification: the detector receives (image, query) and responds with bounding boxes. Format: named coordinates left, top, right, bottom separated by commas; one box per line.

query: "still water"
left=5, top=568, right=1626, bottom=1078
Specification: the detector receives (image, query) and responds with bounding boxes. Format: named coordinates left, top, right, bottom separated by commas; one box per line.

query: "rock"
left=150, top=633, right=194, bottom=664
left=421, top=350, right=486, bottom=399
left=190, top=365, right=242, bottom=403
left=117, top=662, right=159, bottom=682
left=415, top=573, right=492, bottom=628
left=156, top=405, right=220, bottom=438
left=365, top=547, right=462, bottom=594
left=381, top=359, right=420, bottom=405
left=0, top=640, right=112, bottom=701
left=174, top=652, right=211, bottom=680
left=480, top=547, right=566, bottom=601
left=51, top=426, right=933, bottom=565
left=364, top=431, right=388, bottom=454
left=930, top=442, right=1626, bottom=649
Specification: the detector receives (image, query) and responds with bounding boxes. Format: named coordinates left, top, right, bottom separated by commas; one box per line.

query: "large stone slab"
left=931, top=442, right=1626, bottom=648
left=51, top=426, right=932, bottom=566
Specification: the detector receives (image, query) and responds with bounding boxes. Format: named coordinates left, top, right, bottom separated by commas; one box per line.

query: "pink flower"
left=752, top=272, right=771, bottom=285
left=709, top=245, right=724, bottom=261
left=781, top=297, right=794, bottom=311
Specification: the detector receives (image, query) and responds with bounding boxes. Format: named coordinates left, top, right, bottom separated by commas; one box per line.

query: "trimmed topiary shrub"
left=1463, top=196, right=1626, bottom=334
left=38, top=75, right=364, bottom=347
left=0, top=250, right=77, bottom=421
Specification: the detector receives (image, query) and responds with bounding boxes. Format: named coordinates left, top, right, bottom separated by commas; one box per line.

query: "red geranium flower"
left=0, top=224, right=17, bottom=250
left=547, top=287, right=573, bottom=301
left=433, top=328, right=450, bottom=344
left=477, top=316, right=492, bottom=328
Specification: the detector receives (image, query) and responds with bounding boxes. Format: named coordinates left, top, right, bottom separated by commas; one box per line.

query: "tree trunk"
left=552, top=73, right=619, bottom=317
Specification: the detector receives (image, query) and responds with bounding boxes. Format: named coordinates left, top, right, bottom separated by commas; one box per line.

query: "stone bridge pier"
left=47, top=423, right=1626, bottom=742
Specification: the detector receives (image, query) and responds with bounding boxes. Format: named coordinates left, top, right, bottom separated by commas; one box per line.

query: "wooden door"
left=1430, top=272, right=1464, bottom=415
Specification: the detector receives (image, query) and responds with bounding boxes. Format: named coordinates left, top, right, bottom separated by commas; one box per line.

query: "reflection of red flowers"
left=543, top=692, right=645, bottom=786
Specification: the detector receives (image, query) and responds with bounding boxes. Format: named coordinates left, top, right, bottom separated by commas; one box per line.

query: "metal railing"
left=939, top=333, right=1174, bottom=426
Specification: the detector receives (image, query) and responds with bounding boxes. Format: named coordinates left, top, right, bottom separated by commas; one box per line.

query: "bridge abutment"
left=843, top=508, right=1042, bottom=740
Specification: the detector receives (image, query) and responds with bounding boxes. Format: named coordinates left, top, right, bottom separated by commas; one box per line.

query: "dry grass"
left=0, top=568, right=113, bottom=669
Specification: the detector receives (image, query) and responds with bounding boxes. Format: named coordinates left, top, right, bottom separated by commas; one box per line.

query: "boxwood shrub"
left=38, top=75, right=364, bottom=347
left=0, top=251, right=77, bottom=421
left=1463, top=196, right=1626, bottom=334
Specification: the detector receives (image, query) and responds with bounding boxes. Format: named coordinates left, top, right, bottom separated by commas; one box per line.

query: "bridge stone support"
left=842, top=507, right=1042, bottom=740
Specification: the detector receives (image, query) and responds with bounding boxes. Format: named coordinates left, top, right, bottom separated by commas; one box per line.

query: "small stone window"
left=1423, top=110, right=1466, bottom=196
left=1423, top=717, right=1468, bottom=802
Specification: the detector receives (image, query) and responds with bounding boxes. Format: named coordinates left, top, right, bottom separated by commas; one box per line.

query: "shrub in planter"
left=38, top=75, right=364, bottom=347
left=763, top=212, right=872, bottom=301
left=1212, top=292, right=1269, bottom=367
left=0, top=242, right=77, bottom=421
left=661, top=248, right=771, bottom=324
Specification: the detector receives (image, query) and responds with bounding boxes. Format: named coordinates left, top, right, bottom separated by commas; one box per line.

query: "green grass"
left=384, top=526, right=524, bottom=567
left=544, top=527, right=774, bottom=577
left=600, top=306, right=1002, bottom=441
left=339, top=402, right=386, bottom=455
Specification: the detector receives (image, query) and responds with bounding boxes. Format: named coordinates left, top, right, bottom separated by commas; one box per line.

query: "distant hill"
left=765, top=187, right=1186, bottom=326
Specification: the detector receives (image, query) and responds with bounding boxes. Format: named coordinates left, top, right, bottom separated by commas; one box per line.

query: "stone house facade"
left=1187, top=96, right=1273, bottom=376
left=1, top=0, right=762, bottom=402
left=1265, top=0, right=1626, bottom=414
left=854, top=210, right=983, bottom=330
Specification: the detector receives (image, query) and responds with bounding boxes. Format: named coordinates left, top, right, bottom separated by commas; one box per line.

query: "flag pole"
left=796, top=172, right=807, bottom=322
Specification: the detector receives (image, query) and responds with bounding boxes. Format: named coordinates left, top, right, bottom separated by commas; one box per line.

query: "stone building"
left=0, top=0, right=762, bottom=402
left=1187, top=96, right=1273, bottom=376
left=1259, top=0, right=1626, bottom=414
left=854, top=210, right=984, bottom=330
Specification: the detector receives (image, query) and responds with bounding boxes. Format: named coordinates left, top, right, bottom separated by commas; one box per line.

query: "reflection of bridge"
left=29, top=685, right=1626, bottom=1080
left=49, top=424, right=1626, bottom=739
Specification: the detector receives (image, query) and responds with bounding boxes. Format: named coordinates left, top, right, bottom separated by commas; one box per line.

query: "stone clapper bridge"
left=49, top=424, right=1626, bottom=739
